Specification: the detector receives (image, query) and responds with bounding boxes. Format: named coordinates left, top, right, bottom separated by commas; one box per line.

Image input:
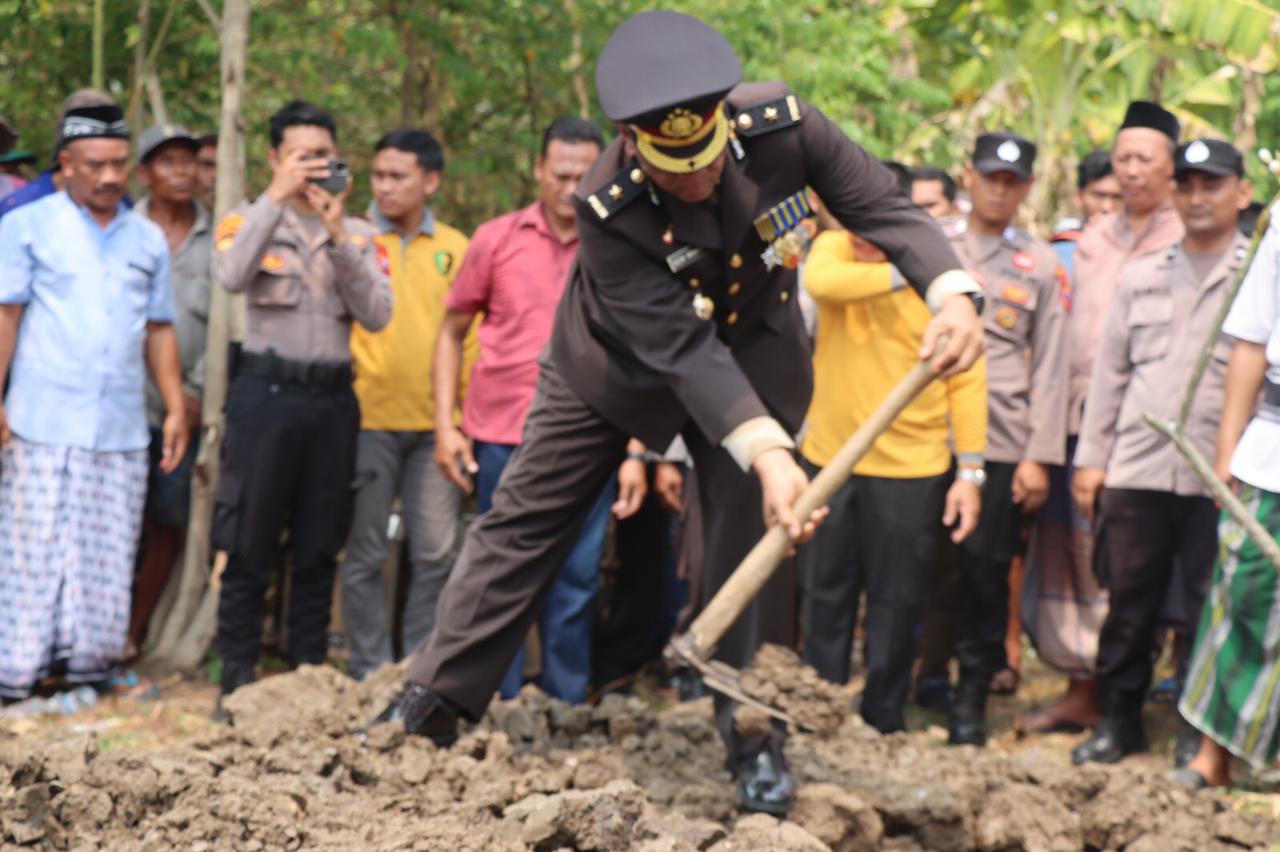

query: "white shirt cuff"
left=722, top=416, right=796, bottom=471
left=925, top=268, right=981, bottom=314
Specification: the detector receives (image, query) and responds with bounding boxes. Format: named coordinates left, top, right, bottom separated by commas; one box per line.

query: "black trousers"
left=407, top=363, right=791, bottom=760
left=213, top=375, right=360, bottom=668
left=1094, top=488, right=1217, bottom=696
left=953, top=461, right=1021, bottom=682
left=797, top=464, right=948, bottom=732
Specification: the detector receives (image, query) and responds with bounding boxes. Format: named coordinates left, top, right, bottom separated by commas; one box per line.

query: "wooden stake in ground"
left=145, top=0, right=250, bottom=670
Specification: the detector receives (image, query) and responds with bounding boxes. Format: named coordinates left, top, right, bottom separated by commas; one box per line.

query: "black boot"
left=213, top=660, right=257, bottom=722
left=1071, top=687, right=1147, bottom=765
left=948, top=675, right=988, bottom=746
left=369, top=682, right=460, bottom=747
left=733, top=741, right=795, bottom=815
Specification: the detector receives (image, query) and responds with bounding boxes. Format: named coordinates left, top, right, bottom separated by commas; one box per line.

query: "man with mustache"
left=377, top=11, right=986, bottom=814
left=1071, top=139, right=1251, bottom=766
left=0, top=105, right=187, bottom=699
left=943, top=132, right=1070, bottom=746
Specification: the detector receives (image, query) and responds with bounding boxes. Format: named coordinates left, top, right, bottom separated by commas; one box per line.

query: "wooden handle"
left=681, top=345, right=948, bottom=661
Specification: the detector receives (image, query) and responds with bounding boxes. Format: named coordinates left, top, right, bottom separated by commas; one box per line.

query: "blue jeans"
left=474, top=440, right=614, bottom=704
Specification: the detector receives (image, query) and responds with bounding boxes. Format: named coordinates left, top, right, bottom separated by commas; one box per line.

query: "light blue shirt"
left=0, top=191, right=175, bottom=451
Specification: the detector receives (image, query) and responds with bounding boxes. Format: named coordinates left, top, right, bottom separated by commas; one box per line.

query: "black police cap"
left=972, top=131, right=1036, bottom=180
left=595, top=11, right=742, bottom=125
left=1119, top=101, right=1180, bottom=142
left=1175, top=138, right=1244, bottom=178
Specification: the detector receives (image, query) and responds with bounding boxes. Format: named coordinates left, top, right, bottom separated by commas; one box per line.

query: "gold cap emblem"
left=660, top=108, right=704, bottom=140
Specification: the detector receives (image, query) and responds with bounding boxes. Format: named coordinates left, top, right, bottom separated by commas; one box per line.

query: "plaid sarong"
left=0, top=438, right=148, bottom=697
left=1180, top=486, right=1280, bottom=767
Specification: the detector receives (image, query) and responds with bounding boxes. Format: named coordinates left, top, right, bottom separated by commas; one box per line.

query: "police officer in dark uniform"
left=376, top=11, right=985, bottom=814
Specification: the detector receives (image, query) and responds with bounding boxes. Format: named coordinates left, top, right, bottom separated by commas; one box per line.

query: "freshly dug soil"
left=1, top=650, right=1276, bottom=850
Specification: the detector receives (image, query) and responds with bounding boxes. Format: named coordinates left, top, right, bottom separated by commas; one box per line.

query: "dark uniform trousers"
left=798, top=464, right=949, bottom=733
left=1094, top=488, right=1217, bottom=695
left=407, top=361, right=793, bottom=760
left=214, top=374, right=360, bottom=668
left=953, top=461, right=1022, bottom=682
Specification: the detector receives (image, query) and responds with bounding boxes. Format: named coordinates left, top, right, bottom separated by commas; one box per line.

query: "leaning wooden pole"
left=1147, top=173, right=1280, bottom=575
left=145, top=0, right=250, bottom=668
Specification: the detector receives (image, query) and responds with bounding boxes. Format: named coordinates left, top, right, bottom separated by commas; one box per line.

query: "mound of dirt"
left=1, top=650, right=1276, bottom=850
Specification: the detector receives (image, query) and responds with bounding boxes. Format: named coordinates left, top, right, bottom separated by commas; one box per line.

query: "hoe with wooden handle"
left=665, top=340, right=952, bottom=727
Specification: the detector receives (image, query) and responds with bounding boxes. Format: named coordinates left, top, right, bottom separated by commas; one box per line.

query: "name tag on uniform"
left=666, top=245, right=706, bottom=274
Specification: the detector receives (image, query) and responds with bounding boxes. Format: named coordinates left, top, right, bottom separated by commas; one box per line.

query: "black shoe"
left=1173, top=715, right=1201, bottom=768
left=914, top=676, right=954, bottom=714
left=1070, top=692, right=1148, bottom=766
left=212, top=660, right=257, bottom=722
left=948, top=676, right=988, bottom=746
left=1071, top=717, right=1148, bottom=765
left=733, top=745, right=795, bottom=815
left=370, top=682, right=460, bottom=747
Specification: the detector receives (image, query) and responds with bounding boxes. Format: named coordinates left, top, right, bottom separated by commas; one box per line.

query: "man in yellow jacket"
left=343, top=129, right=475, bottom=679
left=798, top=217, right=987, bottom=734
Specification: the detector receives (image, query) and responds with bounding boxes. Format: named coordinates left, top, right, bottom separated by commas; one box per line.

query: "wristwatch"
left=968, top=290, right=986, bottom=317
left=956, top=466, right=987, bottom=487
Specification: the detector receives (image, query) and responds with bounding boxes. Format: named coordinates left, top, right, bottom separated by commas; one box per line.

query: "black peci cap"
left=1119, top=101, right=1180, bottom=143
left=972, top=131, right=1036, bottom=180
left=1175, top=138, right=1244, bottom=178
left=596, top=11, right=742, bottom=174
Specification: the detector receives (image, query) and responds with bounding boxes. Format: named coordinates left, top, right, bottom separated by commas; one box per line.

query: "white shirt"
left=1223, top=212, right=1280, bottom=492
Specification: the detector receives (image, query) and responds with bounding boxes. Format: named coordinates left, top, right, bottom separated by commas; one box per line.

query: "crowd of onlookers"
left=1, top=83, right=1278, bottom=793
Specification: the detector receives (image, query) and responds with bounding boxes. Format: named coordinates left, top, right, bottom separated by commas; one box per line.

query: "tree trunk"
left=129, top=0, right=151, bottom=137
left=92, top=0, right=105, bottom=90
left=144, top=0, right=250, bottom=670
left=1234, top=70, right=1261, bottom=158
left=564, top=0, right=589, bottom=118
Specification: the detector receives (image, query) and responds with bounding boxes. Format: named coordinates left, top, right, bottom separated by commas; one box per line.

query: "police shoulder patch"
left=214, top=212, right=245, bottom=253
left=730, top=94, right=802, bottom=139
left=584, top=164, right=648, bottom=221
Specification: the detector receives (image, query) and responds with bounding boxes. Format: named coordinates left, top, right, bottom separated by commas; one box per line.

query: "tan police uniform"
left=1075, top=234, right=1248, bottom=700
left=211, top=192, right=392, bottom=683
left=945, top=214, right=1069, bottom=695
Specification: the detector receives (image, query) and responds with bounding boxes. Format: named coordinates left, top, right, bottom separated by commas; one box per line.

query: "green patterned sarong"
left=1179, top=486, right=1280, bottom=768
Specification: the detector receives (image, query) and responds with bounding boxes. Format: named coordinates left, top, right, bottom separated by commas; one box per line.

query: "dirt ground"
left=2, top=646, right=1279, bottom=851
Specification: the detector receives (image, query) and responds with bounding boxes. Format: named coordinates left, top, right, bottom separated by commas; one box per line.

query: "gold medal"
left=692, top=293, right=715, bottom=321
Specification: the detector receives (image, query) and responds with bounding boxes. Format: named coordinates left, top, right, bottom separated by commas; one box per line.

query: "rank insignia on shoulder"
left=585, top=164, right=647, bottom=221
left=733, top=95, right=801, bottom=138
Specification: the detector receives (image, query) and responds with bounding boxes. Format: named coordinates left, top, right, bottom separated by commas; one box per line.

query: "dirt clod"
left=1, top=644, right=1276, bottom=850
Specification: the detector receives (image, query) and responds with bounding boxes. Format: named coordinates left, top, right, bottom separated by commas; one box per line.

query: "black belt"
left=239, top=350, right=353, bottom=389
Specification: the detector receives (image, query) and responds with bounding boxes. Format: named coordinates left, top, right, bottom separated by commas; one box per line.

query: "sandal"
left=93, top=670, right=158, bottom=700
left=1168, top=767, right=1210, bottom=789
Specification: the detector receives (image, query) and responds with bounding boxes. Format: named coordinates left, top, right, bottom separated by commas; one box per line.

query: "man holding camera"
left=211, top=101, right=392, bottom=707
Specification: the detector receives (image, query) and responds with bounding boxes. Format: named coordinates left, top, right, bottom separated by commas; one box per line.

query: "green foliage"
left=2, top=0, right=1279, bottom=227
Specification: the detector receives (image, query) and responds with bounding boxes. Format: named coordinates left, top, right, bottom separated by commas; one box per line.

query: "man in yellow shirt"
left=798, top=220, right=987, bottom=734
left=342, top=129, right=474, bottom=679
